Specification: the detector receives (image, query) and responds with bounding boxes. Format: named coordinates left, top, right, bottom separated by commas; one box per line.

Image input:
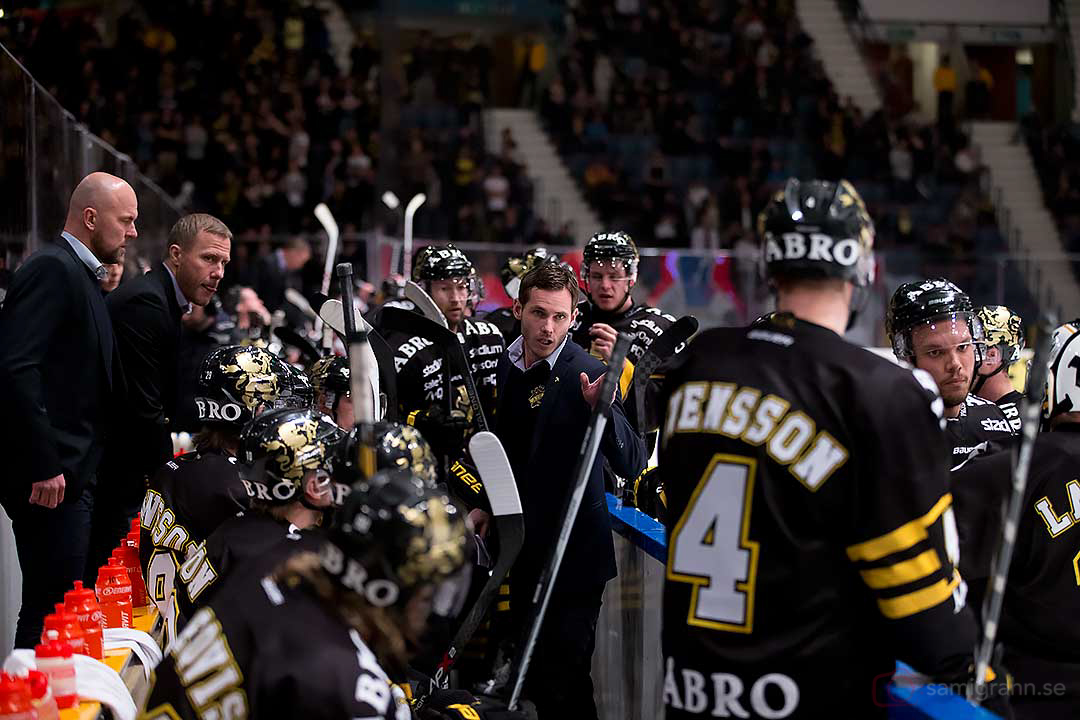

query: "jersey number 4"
left=667, top=454, right=760, bottom=633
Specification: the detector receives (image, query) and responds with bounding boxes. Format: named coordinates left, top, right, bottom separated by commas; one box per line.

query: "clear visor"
left=430, top=558, right=472, bottom=619
left=895, top=312, right=984, bottom=359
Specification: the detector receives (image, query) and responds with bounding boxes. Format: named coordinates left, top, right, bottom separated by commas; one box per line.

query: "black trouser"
left=83, top=465, right=144, bottom=587
left=7, top=481, right=94, bottom=651
left=515, top=582, right=605, bottom=720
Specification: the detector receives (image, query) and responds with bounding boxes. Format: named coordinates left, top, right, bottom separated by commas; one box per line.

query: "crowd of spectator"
left=2, top=2, right=543, bottom=260
left=1024, top=114, right=1080, bottom=265
left=539, top=0, right=999, bottom=269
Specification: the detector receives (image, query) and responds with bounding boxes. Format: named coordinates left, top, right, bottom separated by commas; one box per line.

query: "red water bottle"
left=41, top=604, right=85, bottom=657
left=95, top=558, right=133, bottom=628
left=34, top=631, right=77, bottom=709
left=63, top=581, right=104, bottom=660
left=124, top=530, right=146, bottom=606
left=26, top=670, right=58, bottom=720
left=113, top=542, right=145, bottom=609
left=0, top=672, right=34, bottom=720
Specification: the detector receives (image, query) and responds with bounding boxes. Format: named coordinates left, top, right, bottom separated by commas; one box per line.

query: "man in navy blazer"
left=0, top=172, right=135, bottom=649
left=493, top=261, right=645, bottom=720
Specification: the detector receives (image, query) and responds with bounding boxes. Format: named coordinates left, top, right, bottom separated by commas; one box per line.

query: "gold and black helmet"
left=320, top=469, right=468, bottom=610
left=196, top=345, right=312, bottom=426
left=977, top=305, right=1024, bottom=365
left=238, top=407, right=344, bottom=504
left=332, top=422, right=438, bottom=489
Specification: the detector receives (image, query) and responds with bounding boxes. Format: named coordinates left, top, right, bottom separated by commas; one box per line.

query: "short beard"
left=940, top=387, right=968, bottom=410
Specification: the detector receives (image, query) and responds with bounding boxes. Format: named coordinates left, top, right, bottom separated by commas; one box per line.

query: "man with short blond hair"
left=0, top=171, right=135, bottom=649
left=87, top=212, right=232, bottom=578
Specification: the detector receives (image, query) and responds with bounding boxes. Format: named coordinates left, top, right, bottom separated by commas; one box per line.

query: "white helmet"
left=1044, top=320, right=1080, bottom=422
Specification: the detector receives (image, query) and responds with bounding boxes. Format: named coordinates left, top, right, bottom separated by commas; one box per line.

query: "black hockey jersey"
left=951, top=427, right=1080, bottom=718
left=174, top=511, right=323, bottom=627
left=996, top=389, right=1025, bottom=434
left=946, top=394, right=1015, bottom=466
left=139, top=568, right=411, bottom=720
left=658, top=314, right=977, bottom=719
left=571, top=301, right=677, bottom=365
left=483, top=306, right=519, bottom=344
left=381, top=316, right=504, bottom=429
left=138, top=451, right=248, bottom=646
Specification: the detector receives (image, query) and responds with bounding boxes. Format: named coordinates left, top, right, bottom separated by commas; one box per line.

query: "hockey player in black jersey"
left=308, top=354, right=354, bottom=428
left=377, top=244, right=504, bottom=460
left=139, top=345, right=313, bottom=645
left=139, top=469, right=472, bottom=720
left=485, top=247, right=558, bottom=342
left=974, top=304, right=1026, bottom=433
left=952, top=319, right=1080, bottom=718
left=658, top=179, right=982, bottom=718
left=887, top=279, right=1015, bottom=464
left=174, top=407, right=345, bottom=624
left=571, top=231, right=679, bottom=366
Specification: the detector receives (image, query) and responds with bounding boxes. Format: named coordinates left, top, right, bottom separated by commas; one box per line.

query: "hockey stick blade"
left=315, top=203, right=340, bottom=297
left=972, top=314, right=1056, bottom=700
left=378, top=306, right=489, bottom=432
left=405, top=280, right=449, bottom=329
left=319, top=297, right=376, bottom=336
left=507, top=333, right=632, bottom=710
left=433, top=432, right=524, bottom=689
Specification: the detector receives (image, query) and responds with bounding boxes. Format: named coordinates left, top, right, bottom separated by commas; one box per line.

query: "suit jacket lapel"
left=153, top=264, right=185, bottom=325
left=57, top=238, right=114, bottom=385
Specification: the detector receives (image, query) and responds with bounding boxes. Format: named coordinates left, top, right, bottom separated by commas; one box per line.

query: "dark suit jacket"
left=0, top=238, right=115, bottom=506
left=104, top=263, right=186, bottom=489
left=494, top=338, right=645, bottom=596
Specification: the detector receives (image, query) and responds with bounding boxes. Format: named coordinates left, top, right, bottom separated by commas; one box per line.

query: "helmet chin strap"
left=845, top=284, right=870, bottom=332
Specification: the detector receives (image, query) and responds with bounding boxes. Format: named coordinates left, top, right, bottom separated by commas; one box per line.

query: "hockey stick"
left=378, top=306, right=489, bottom=433
left=316, top=204, right=340, bottom=297
left=433, top=431, right=524, bottom=690
left=507, top=333, right=632, bottom=711
left=318, top=297, right=377, bottom=336
left=631, top=315, right=699, bottom=435
left=972, top=315, right=1055, bottom=700
left=338, top=264, right=379, bottom=482
left=404, top=280, right=449, bottom=329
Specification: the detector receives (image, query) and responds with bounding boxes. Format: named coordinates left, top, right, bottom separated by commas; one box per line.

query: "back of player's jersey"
left=659, top=315, right=974, bottom=718
left=139, top=451, right=247, bottom=646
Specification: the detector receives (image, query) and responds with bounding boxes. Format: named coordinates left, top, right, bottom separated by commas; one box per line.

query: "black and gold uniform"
left=658, top=180, right=978, bottom=719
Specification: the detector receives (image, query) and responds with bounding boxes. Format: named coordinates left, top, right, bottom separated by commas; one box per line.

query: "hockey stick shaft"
left=316, top=203, right=340, bottom=297
left=508, top=333, right=632, bottom=710
left=972, top=315, right=1055, bottom=698
left=338, top=263, right=378, bottom=476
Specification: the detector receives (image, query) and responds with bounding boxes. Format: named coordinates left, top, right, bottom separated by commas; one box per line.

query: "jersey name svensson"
left=663, top=381, right=849, bottom=491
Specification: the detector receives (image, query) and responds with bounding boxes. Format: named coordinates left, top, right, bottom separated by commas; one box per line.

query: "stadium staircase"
left=796, top=0, right=880, bottom=115
left=972, top=121, right=1080, bottom=318
left=315, top=0, right=355, bottom=73
left=484, top=108, right=602, bottom=239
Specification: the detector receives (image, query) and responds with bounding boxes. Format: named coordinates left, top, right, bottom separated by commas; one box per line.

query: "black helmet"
left=501, top=247, right=555, bottom=300
left=332, top=422, right=439, bottom=489
left=758, top=178, right=875, bottom=287
left=319, top=469, right=468, bottom=611
left=238, top=407, right=345, bottom=505
left=582, top=231, right=639, bottom=277
left=886, top=278, right=985, bottom=362
left=308, top=356, right=350, bottom=395
left=412, top=244, right=474, bottom=283
left=196, top=346, right=312, bottom=427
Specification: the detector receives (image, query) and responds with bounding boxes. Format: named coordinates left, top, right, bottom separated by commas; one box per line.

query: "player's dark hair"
left=519, top=261, right=580, bottom=309
left=193, top=426, right=239, bottom=454
left=168, top=213, right=232, bottom=251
